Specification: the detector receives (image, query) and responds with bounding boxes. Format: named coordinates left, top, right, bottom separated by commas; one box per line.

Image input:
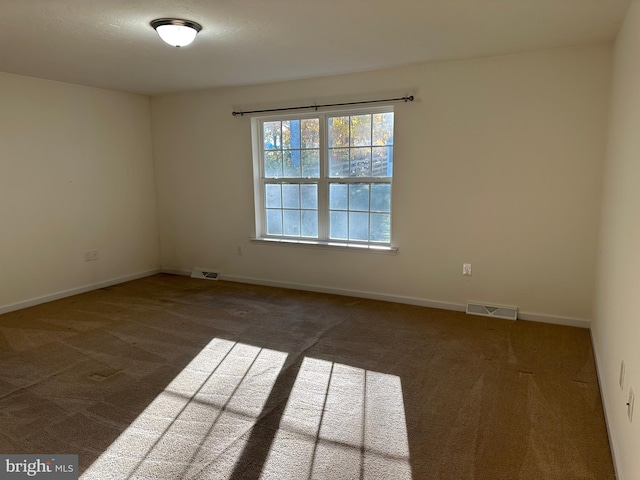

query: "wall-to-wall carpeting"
left=0, top=274, right=613, bottom=479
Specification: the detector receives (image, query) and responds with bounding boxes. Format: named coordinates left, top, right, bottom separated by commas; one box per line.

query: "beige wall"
left=152, top=44, right=611, bottom=323
left=0, top=72, right=160, bottom=311
left=594, top=1, right=640, bottom=478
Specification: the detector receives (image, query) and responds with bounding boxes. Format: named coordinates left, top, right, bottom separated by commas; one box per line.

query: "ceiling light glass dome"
left=151, top=18, right=202, bottom=47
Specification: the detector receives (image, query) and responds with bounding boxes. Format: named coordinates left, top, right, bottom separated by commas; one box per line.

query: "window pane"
left=349, top=212, right=369, bottom=241
left=370, top=213, right=391, bottom=242
left=302, top=149, right=320, bottom=178
left=328, top=116, right=349, bottom=147
left=283, top=210, right=300, bottom=236
left=265, top=184, right=282, bottom=208
left=263, top=121, right=281, bottom=150
left=283, top=150, right=301, bottom=177
left=300, top=184, right=317, bottom=209
left=301, top=119, right=319, bottom=149
left=329, top=148, right=349, bottom=177
left=282, top=121, right=291, bottom=149
left=372, top=146, right=393, bottom=177
left=370, top=184, right=391, bottom=212
left=350, top=147, right=372, bottom=177
left=350, top=115, right=371, bottom=147
left=330, top=211, right=348, bottom=239
left=283, top=120, right=301, bottom=149
left=330, top=183, right=348, bottom=210
left=282, top=184, right=300, bottom=209
left=349, top=184, right=370, bottom=211
left=266, top=209, right=283, bottom=235
left=264, top=151, right=283, bottom=178
left=372, top=113, right=394, bottom=146
left=301, top=210, right=318, bottom=237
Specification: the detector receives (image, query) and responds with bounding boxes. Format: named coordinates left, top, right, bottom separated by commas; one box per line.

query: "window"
left=252, top=107, right=394, bottom=249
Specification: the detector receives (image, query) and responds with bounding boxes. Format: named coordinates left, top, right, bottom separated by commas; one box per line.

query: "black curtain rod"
left=232, top=95, right=414, bottom=116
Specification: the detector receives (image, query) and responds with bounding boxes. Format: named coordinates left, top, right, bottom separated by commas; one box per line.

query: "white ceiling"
left=0, top=0, right=631, bottom=96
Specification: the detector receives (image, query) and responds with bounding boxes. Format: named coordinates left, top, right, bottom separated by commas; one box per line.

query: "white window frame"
left=251, top=106, right=397, bottom=253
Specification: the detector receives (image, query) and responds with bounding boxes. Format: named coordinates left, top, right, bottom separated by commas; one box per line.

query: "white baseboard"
left=0, top=269, right=162, bottom=315
left=203, top=273, right=589, bottom=328
left=517, top=311, right=590, bottom=329
left=590, top=332, right=622, bottom=480
left=162, top=268, right=191, bottom=277
left=0, top=267, right=593, bottom=329
left=220, top=273, right=467, bottom=312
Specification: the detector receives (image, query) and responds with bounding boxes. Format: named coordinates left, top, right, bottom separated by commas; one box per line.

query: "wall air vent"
left=191, top=268, right=220, bottom=281
left=466, top=303, right=518, bottom=321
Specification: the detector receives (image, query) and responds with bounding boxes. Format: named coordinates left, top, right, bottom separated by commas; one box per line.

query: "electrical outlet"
left=620, top=361, right=626, bottom=390
left=91, top=250, right=99, bottom=261
left=628, top=388, right=635, bottom=423
left=463, top=263, right=472, bottom=276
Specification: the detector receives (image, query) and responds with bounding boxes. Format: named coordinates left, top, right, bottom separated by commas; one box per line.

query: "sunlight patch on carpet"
left=260, top=357, right=412, bottom=480
left=81, top=338, right=287, bottom=479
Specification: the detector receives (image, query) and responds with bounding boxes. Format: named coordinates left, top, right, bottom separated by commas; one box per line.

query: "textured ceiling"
left=0, top=0, right=631, bottom=95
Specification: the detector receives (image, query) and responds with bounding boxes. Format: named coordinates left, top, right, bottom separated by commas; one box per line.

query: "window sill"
left=250, top=237, right=398, bottom=255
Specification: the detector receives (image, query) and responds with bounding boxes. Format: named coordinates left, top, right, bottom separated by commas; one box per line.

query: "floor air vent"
left=191, top=268, right=220, bottom=280
left=466, top=303, right=518, bottom=321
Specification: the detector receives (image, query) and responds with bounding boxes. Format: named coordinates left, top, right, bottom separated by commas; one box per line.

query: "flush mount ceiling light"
left=151, top=18, right=202, bottom=47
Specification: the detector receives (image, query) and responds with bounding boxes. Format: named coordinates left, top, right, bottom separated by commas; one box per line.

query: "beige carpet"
left=0, top=274, right=614, bottom=479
